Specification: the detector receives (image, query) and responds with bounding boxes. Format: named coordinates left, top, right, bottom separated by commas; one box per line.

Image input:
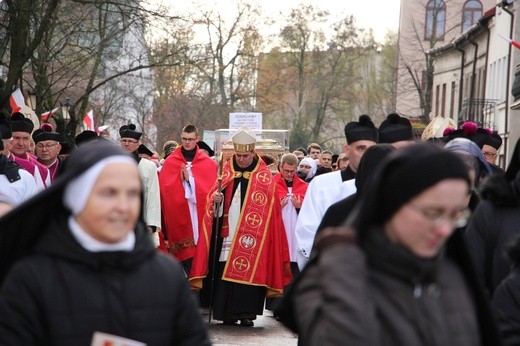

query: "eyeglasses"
left=36, top=143, right=59, bottom=150
left=120, top=139, right=139, bottom=144
left=181, top=137, right=197, bottom=142
left=407, top=202, right=471, bottom=228
left=482, top=151, right=497, bottom=158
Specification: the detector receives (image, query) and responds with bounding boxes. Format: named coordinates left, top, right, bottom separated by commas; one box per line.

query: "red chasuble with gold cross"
left=189, top=156, right=292, bottom=297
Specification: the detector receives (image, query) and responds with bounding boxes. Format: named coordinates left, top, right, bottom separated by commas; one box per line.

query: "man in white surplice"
left=295, top=115, right=378, bottom=269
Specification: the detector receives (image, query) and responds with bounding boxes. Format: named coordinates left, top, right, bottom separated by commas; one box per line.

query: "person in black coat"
left=0, top=141, right=210, bottom=346
left=492, top=234, right=520, bottom=345
left=464, top=138, right=520, bottom=299
left=277, top=143, right=502, bottom=345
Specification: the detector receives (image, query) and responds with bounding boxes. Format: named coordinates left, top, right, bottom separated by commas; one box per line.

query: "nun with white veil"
left=0, top=141, right=210, bottom=346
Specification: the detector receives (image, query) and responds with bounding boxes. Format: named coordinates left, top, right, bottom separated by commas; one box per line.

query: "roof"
left=428, top=6, right=496, bottom=57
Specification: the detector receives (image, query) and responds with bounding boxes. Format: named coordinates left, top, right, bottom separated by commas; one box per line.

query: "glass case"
left=214, top=129, right=290, bottom=172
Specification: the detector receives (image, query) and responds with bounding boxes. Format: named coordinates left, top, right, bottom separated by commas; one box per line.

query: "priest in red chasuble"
left=274, top=152, right=308, bottom=266
left=189, top=126, right=292, bottom=327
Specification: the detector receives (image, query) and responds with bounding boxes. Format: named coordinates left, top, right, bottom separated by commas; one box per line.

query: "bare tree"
left=276, top=5, right=329, bottom=148
left=396, top=0, right=468, bottom=120
left=0, top=0, right=60, bottom=113
left=356, top=31, right=398, bottom=119
left=193, top=1, right=264, bottom=109
left=1, top=0, right=189, bottom=142
left=150, top=0, right=266, bottom=147
left=257, top=5, right=379, bottom=151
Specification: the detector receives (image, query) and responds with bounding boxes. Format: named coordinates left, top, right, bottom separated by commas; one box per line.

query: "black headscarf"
left=349, top=142, right=470, bottom=240
left=0, top=141, right=143, bottom=285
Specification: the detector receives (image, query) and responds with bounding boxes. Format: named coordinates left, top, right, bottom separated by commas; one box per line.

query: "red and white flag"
left=40, top=107, right=59, bottom=122
left=83, top=110, right=95, bottom=131
left=9, top=89, right=26, bottom=114
left=499, top=33, right=520, bottom=49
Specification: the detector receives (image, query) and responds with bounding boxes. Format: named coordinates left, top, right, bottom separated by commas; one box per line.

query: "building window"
left=500, top=57, right=507, bottom=102
left=450, top=81, right=456, bottom=117
left=425, top=0, right=446, bottom=41
left=462, top=0, right=483, bottom=32
left=436, top=84, right=440, bottom=115
left=477, top=66, right=486, bottom=99
left=465, top=74, right=470, bottom=99
left=441, top=83, right=447, bottom=116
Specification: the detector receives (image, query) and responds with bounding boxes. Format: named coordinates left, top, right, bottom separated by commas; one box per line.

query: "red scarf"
left=273, top=173, right=308, bottom=201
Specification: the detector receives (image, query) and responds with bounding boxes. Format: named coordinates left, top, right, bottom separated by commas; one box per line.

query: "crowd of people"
left=0, top=109, right=519, bottom=345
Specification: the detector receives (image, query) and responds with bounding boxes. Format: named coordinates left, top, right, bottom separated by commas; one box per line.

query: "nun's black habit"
left=277, top=143, right=502, bottom=346
left=0, top=141, right=210, bottom=345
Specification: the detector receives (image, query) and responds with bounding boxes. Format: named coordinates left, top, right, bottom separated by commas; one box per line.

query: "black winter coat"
left=464, top=173, right=520, bottom=298
left=0, top=215, right=210, bottom=346
left=491, top=226, right=520, bottom=345
left=492, top=268, right=520, bottom=345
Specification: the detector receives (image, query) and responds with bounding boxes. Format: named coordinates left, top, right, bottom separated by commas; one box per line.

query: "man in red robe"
left=189, top=127, right=292, bottom=327
left=266, top=152, right=308, bottom=313
left=273, top=152, right=308, bottom=269
left=159, top=124, right=217, bottom=275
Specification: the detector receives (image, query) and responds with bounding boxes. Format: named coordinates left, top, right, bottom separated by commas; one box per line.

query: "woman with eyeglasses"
left=277, top=143, right=501, bottom=345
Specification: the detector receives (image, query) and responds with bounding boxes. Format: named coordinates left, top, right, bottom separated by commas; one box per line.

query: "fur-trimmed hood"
left=479, top=172, right=520, bottom=208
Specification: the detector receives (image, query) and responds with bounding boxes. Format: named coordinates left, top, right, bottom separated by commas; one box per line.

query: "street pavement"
left=204, top=309, right=298, bottom=345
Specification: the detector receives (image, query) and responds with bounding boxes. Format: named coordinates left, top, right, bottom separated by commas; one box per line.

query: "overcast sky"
left=160, top=0, right=401, bottom=43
